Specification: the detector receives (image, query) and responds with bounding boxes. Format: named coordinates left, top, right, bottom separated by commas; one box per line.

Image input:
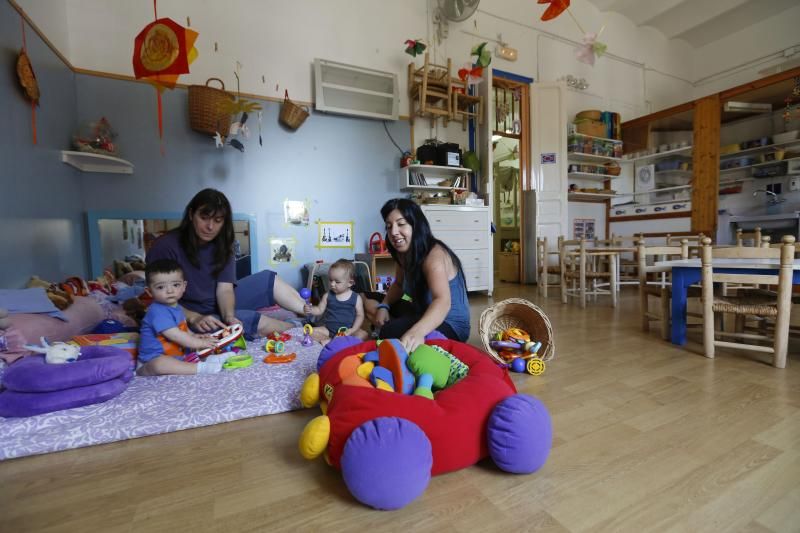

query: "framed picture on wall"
left=317, top=221, right=353, bottom=249
left=269, top=237, right=296, bottom=265
left=573, top=218, right=596, bottom=240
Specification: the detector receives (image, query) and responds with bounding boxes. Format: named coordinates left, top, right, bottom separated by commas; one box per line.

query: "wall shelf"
left=627, top=145, right=692, bottom=163
left=569, top=132, right=623, bottom=144
left=719, top=138, right=800, bottom=160
left=61, top=151, right=133, bottom=174
left=568, top=172, right=616, bottom=181
left=567, top=151, right=622, bottom=164
left=568, top=192, right=616, bottom=202
left=399, top=164, right=471, bottom=191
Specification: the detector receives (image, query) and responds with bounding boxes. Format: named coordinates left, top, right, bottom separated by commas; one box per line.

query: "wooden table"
left=654, top=258, right=800, bottom=345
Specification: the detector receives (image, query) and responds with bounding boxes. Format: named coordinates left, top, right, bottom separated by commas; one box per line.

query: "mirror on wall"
left=86, top=211, right=258, bottom=280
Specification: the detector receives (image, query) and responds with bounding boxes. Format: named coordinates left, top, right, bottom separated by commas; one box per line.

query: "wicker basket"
left=188, top=78, right=234, bottom=136
left=479, top=298, right=555, bottom=364
left=279, top=90, right=309, bottom=130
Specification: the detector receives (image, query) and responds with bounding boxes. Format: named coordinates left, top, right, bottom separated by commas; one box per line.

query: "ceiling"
left=585, top=0, right=799, bottom=48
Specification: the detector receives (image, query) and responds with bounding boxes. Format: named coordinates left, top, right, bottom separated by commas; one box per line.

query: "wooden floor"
left=1, top=283, right=799, bottom=532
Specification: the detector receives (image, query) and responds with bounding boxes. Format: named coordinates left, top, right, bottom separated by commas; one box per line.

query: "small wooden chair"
left=408, top=53, right=452, bottom=127
left=736, top=227, right=762, bottom=247
left=450, top=75, right=483, bottom=131
left=560, top=239, right=618, bottom=308
left=536, top=236, right=562, bottom=298
left=701, top=235, right=796, bottom=368
left=637, top=239, right=688, bottom=340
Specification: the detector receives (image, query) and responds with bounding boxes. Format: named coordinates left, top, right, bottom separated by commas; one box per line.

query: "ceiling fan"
left=435, top=0, right=480, bottom=42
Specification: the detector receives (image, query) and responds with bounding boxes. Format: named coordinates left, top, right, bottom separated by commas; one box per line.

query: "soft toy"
left=298, top=339, right=552, bottom=510
left=407, top=343, right=468, bottom=391
left=23, top=337, right=81, bottom=364
left=59, top=276, right=90, bottom=297
left=26, top=276, right=73, bottom=310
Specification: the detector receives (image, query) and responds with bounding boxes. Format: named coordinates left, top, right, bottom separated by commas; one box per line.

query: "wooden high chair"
left=536, top=236, right=562, bottom=298
left=408, top=53, right=452, bottom=127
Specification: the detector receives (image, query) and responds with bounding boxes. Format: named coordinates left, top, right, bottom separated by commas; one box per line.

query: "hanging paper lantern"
left=132, top=14, right=198, bottom=139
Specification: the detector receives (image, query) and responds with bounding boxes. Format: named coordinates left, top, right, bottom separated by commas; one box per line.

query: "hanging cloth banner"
left=132, top=1, right=198, bottom=140
left=17, top=15, right=39, bottom=144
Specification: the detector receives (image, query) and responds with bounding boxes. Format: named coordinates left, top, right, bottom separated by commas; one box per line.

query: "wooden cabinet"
left=354, top=253, right=395, bottom=293
left=421, top=205, right=492, bottom=294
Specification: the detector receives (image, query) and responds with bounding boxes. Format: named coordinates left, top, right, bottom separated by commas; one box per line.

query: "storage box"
left=574, top=119, right=605, bottom=138
left=498, top=252, right=520, bottom=282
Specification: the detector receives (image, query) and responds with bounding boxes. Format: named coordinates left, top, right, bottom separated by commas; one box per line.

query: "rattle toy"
left=223, top=353, right=253, bottom=370
left=336, top=327, right=348, bottom=337
left=267, top=331, right=291, bottom=342
left=265, top=339, right=286, bottom=353
left=193, top=324, right=245, bottom=358
left=301, top=324, right=314, bottom=347
left=264, top=353, right=297, bottom=364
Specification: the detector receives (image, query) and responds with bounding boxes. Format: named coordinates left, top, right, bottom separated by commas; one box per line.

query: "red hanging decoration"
left=16, top=15, right=39, bottom=145
left=538, top=0, right=570, bottom=21
left=132, top=1, right=198, bottom=141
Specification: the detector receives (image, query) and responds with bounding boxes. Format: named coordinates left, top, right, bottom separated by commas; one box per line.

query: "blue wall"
left=75, top=75, right=410, bottom=287
left=1, top=0, right=410, bottom=290
left=0, top=2, right=84, bottom=288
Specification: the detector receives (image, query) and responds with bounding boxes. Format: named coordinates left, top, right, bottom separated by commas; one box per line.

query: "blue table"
left=656, top=258, right=800, bottom=345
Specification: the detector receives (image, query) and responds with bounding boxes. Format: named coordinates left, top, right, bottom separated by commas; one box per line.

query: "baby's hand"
left=194, top=336, right=218, bottom=350
left=303, top=304, right=313, bottom=315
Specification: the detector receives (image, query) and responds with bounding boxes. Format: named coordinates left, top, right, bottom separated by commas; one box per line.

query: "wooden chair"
left=450, top=75, right=483, bottom=131
left=637, top=239, right=689, bottom=340
left=560, top=239, right=618, bottom=308
left=612, top=233, right=643, bottom=287
left=736, top=227, right=762, bottom=247
left=408, top=53, right=452, bottom=127
left=701, top=235, right=796, bottom=368
left=536, top=236, right=562, bottom=298
left=667, top=233, right=706, bottom=258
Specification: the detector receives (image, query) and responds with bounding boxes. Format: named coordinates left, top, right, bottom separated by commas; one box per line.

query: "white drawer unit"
left=421, top=205, right=492, bottom=294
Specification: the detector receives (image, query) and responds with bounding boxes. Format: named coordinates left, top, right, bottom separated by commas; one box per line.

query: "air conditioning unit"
left=314, top=59, right=399, bottom=120
left=723, top=101, right=772, bottom=113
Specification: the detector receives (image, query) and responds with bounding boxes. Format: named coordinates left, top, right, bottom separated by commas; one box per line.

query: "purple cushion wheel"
left=316, top=336, right=364, bottom=372
left=341, top=417, right=432, bottom=510
left=487, top=394, right=552, bottom=474
left=2, top=346, right=132, bottom=392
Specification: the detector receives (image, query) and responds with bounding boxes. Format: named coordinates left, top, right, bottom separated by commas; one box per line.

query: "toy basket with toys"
left=479, top=298, right=554, bottom=365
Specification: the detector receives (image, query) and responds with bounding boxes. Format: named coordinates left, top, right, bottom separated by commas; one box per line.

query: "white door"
left=531, top=82, right=567, bottom=263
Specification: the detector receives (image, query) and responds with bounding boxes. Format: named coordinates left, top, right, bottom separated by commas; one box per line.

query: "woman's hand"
left=191, top=314, right=226, bottom=332
left=374, top=307, right=390, bottom=327
left=400, top=328, right=426, bottom=354
left=222, top=314, right=242, bottom=327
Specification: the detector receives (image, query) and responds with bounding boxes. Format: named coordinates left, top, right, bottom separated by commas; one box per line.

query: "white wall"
left=692, top=4, right=800, bottom=99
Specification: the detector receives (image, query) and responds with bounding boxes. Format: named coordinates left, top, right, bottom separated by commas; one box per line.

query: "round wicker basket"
left=188, top=78, right=234, bottom=136
left=279, top=90, right=309, bottom=130
left=479, top=298, right=555, bottom=364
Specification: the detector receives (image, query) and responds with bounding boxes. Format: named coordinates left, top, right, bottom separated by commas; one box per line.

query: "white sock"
left=196, top=360, right=224, bottom=374
left=204, top=353, right=231, bottom=365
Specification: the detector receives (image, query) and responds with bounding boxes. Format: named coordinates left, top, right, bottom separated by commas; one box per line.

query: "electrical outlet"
left=791, top=176, right=800, bottom=191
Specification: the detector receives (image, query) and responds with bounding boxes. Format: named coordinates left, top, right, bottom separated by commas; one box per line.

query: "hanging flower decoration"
left=404, top=39, right=427, bottom=57
left=537, top=0, right=607, bottom=67
left=575, top=31, right=607, bottom=66
left=132, top=7, right=198, bottom=140
left=471, top=42, right=492, bottom=68
left=538, top=0, right=570, bottom=21
left=458, top=63, right=483, bottom=86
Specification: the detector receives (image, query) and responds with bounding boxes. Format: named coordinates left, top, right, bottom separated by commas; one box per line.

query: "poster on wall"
left=284, top=199, right=310, bottom=226
left=317, top=221, right=353, bottom=249
left=269, top=237, right=296, bottom=265
left=573, top=218, right=595, bottom=240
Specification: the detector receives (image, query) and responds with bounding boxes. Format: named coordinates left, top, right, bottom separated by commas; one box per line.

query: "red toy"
left=368, top=232, right=387, bottom=254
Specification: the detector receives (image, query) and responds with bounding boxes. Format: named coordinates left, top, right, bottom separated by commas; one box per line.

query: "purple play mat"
left=0, top=327, right=319, bottom=460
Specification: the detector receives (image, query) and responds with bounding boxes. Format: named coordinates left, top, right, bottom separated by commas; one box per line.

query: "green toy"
left=408, top=344, right=468, bottom=391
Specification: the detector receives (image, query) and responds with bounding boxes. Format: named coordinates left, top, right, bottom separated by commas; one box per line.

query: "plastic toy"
left=298, top=339, right=552, bottom=510
left=193, top=324, right=244, bottom=358
left=336, top=327, right=348, bottom=337
left=368, top=232, right=387, bottom=254
left=265, top=339, right=285, bottom=353
left=24, top=337, right=80, bottom=365
left=264, top=353, right=296, bottom=364
left=222, top=353, right=253, bottom=370
left=267, top=331, right=291, bottom=342
left=301, top=324, right=314, bottom=347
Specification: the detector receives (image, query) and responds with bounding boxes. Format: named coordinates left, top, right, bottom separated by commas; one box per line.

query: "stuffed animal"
left=0, top=308, right=10, bottom=330
left=23, top=337, right=81, bottom=364
left=26, top=276, right=73, bottom=310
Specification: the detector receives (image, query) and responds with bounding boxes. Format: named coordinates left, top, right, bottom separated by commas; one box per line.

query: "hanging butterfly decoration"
left=220, top=68, right=263, bottom=152
left=132, top=3, right=198, bottom=141
left=404, top=39, right=427, bottom=57
left=457, top=64, right=483, bottom=86
left=537, top=0, right=607, bottom=66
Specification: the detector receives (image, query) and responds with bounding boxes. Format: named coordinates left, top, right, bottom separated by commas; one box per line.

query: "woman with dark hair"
left=364, top=198, right=470, bottom=352
left=147, top=188, right=306, bottom=338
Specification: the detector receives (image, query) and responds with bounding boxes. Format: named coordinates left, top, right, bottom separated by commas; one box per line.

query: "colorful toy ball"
left=510, top=357, right=527, bottom=373
left=300, top=288, right=311, bottom=301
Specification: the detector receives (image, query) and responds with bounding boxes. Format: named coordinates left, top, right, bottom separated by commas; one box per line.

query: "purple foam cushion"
left=341, top=417, right=432, bottom=510
left=316, top=336, right=365, bottom=372
left=487, top=394, right=552, bottom=474
left=0, top=371, right=133, bottom=418
left=2, top=346, right=132, bottom=393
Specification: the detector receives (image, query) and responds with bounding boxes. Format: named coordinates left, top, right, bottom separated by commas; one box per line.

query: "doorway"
left=491, top=75, right=530, bottom=284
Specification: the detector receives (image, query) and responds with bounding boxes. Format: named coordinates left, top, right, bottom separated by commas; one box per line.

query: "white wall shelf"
left=569, top=132, right=623, bottom=144
left=719, top=139, right=800, bottom=160
left=568, top=192, right=616, bottom=202
left=61, top=151, right=133, bottom=174
left=399, top=164, right=471, bottom=191
left=567, top=151, right=622, bottom=164
left=568, top=172, right=616, bottom=181
left=720, top=156, right=800, bottom=174
left=314, top=58, right=399, bottom=121
left=627, top=146, right=692, bottom=163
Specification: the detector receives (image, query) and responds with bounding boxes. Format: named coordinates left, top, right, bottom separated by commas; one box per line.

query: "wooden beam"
left=691, top=95, right=720, bottom=236
left=719, top=67, right=800, bottom=101
left=622, top=102, right=693, bottom=130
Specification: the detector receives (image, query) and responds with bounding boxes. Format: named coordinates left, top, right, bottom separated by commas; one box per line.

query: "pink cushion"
left=9, top=296, right=104, bottom=344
